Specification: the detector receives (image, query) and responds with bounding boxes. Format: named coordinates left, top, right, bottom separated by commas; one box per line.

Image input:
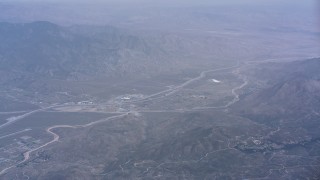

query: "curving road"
left=1, top=56, right=314, bottom=176
left=0, top=113, right=128, bottom=175
left=0, top=62, right=242, bottom=176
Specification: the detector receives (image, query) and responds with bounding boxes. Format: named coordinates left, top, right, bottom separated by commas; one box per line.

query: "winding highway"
left=0, top=62, right=242, bottom=176
left=1, top=56, right=313, bottom=176
left=0, top=113, right=128, bottom=175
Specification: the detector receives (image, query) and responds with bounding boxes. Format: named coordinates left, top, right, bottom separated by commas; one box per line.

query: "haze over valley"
left=0, top=0, right=319, bottom=179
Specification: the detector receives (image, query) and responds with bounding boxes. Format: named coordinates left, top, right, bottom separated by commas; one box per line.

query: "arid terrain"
left=0, top=0, right=319, bottom=179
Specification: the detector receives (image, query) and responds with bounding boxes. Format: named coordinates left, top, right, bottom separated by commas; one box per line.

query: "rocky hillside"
left=0, top=21, right=167, bottom=83
left=234, top=58, right=320, bottom=116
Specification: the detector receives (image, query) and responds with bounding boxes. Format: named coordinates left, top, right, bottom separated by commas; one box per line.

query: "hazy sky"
left=0, top=0, right=318, bottom=28
left=1, top=0, right=317, bottom=5
left=0, top=0, right=318, bottom=11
